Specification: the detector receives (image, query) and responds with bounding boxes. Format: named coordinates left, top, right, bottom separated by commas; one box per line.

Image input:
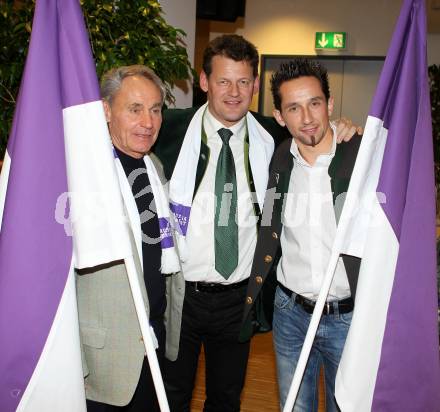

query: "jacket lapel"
left=239, top=138, right=293, bottom=341
left=328, top=138, right=362, bottom=299
left=329, top=144, right=351, bottom=223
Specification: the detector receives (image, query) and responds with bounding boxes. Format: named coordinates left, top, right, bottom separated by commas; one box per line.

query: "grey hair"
left=100, top=65, right=166, bottom=106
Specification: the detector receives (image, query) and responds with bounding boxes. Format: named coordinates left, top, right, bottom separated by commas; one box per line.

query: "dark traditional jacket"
left=152, top=107, right=288, bottom=351
left=239, top=135, right=362, bottom=342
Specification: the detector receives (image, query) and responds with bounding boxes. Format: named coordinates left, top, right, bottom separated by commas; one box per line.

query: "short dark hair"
left=202, top=34, right=259, bottom=78
left=271, top=59, right=330, bottom=110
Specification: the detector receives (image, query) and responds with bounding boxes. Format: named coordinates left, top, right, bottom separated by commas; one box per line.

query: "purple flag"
left=335, top=0, right=440, bottom=410
left=0, top=0, right=131, bottom=410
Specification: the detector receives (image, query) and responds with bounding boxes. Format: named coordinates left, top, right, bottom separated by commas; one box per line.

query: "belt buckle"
left=325, top=302, right=331, bottom=315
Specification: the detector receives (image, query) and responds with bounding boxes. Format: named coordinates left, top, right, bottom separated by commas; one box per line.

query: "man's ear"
left=273, top=109, right=286, bottom=127
left=103, top=100, right=111, bottom=123
left=253, top=75, right=260, bottom=96
left=327, top=96, right=334, bottom=117
left=199, top=71, right=209, bottom=93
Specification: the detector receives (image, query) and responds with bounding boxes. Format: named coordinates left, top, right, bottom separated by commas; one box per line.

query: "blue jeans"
left=273, top=286, right=352, bottom=412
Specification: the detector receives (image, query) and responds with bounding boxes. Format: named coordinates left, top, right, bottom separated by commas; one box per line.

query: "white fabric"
left=143, top=155, right=180, bottom=274
left=183, top=109, right=257, bottom=284
left=169, top=104, right=274, bottom=267
left=17, top=260, right=86, bottom=412
left=277, top=126, right=350, bottom=300
left=335, top=117, right=397, bottom=412
left=168, top=104, right=206, bottom=262
left=336, top=117, right=389, bottom=258
left=63, top=101, right=132, bottom=268
left=114, top=154, right=180, bottom=274
left=0, top=151, right=11, bottom=231
left=336, top=203, right=398, bottom=412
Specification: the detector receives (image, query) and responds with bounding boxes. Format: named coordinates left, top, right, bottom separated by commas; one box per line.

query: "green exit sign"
left=315, top=32, right=347, bottom=50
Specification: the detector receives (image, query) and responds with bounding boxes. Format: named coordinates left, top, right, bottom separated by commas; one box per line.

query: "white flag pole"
left=124, top=256, right=170, bottom=412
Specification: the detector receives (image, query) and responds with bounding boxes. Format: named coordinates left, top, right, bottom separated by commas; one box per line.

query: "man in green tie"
left=154, top=34, right=358, bottom=412
left=214, top=127, right=238, bottom=277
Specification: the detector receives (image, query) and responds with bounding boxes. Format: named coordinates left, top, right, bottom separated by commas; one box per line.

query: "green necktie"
left=215, top=128, right=238, bottom=279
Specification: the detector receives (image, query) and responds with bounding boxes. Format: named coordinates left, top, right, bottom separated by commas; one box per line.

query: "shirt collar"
left=204, top=107, right=246, bottom=142
left=290, top=122, right=337, bottom=168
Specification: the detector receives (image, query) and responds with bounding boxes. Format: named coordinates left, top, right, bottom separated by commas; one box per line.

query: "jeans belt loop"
left=291, top=290, right=297, bottom=305
left=333, top=301, right=339, bottom=317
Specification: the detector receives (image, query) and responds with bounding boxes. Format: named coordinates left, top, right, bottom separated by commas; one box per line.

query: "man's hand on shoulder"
left=333, top=117, right=364, bottom=143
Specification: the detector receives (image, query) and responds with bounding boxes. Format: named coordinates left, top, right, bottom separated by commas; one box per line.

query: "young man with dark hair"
left=154, top=38, right=358, bottom=412
left=242, top=58, right=362, bottom=411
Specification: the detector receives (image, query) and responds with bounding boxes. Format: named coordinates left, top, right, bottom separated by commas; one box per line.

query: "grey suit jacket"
left=76, top=152, right=184, bottom=406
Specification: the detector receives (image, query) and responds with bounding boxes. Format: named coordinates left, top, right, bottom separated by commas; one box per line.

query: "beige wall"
left=428, top=33, right=440, bottom=65
left=159, top=0, right=440, bottom=107
left=159, top=0, right=196, bottom=108
left=208, top=0, right=439, bottom=61
left=204, top=0, right=440, bottom=110
left=210, top=0, right=400, bottom=56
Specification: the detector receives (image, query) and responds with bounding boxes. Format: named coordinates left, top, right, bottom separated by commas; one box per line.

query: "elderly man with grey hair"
left=76, top=65, right=184, bottom=412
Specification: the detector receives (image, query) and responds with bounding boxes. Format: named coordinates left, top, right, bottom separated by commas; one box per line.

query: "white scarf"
left=115, top=152, right=180, bottom=274
left=169, top=103, right=275, bottom=261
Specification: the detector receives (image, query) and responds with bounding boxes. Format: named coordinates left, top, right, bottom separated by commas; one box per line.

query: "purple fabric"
left=169, top=202, right=191, bottom=236
left=158, top=217, right=174, bottom=249
left=0, top=0, right=100, bottom=410
left=370, top=0, right=440, bottom=410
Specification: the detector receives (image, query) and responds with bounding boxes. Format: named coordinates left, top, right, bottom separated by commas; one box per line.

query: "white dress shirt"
left=277, top=127, right=351, bottom=301
left=182, top=109, right=258, bottom=284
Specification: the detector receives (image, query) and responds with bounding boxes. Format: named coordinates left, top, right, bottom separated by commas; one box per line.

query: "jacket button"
left=255, top=276, right=263, bottom=284
left=272, top=232, right=278, bottom=239
left=264, top=255, right=273, bottom=263
left=139, top=337, right=143, bottom=342
left=246, top=296, right=253, bottom=305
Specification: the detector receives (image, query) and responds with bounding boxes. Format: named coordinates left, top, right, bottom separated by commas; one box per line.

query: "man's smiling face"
left=273, top=76, right=334, bottom=150
left=200, top=55, right=259, bottom=127
left=104, top=75, right=163, bottom=158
